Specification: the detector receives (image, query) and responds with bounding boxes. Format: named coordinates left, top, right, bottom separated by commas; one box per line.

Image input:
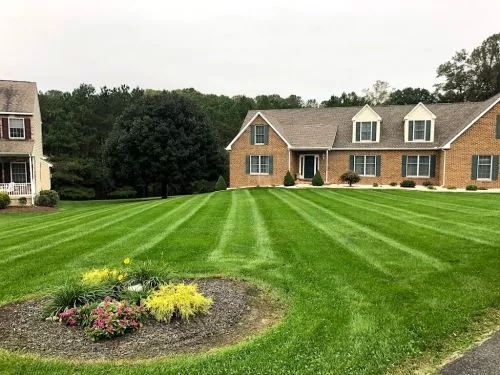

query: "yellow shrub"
left=82, top=268, right=112, bottom=285
left=143, top=283, right=212, bottom=322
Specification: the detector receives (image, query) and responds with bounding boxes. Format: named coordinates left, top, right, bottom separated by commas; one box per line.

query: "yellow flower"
left=117, top=274, right=124, bottom=281
left=123, top=258, right=130, bottom=265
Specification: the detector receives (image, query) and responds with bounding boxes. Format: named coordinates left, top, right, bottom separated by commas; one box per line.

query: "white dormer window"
left=254, top=125, right=265, bottom=144
left=352, top=105, right=381, bottom=143
left=8, top=118, right=25, bottom=139
left=404, top=103, right=436, bottom=143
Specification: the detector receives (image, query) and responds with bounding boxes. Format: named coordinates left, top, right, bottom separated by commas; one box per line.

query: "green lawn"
left=0, top=188, right=499, bottom=374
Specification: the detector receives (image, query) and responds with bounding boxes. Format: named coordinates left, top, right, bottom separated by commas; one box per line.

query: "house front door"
left=303, top=155, right=316, bottom=179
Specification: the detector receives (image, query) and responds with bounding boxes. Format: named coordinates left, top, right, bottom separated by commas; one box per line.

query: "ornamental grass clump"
left=143, top=283, right=212, bottom=322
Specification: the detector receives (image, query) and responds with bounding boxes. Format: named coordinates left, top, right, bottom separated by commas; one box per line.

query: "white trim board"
left=0, top=112, right=33, bottom=116
left=404, top=102, right=436, bottom=120
left=442, top=95, right=500, bottom=149
left=225, top=112, right=291, bottom=150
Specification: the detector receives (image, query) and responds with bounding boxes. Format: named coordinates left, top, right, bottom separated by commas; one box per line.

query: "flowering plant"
left=59, top=297, right=148, bottom=341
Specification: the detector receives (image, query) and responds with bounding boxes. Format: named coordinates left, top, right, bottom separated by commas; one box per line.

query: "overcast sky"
left=2, top=1, right=499, bottom=101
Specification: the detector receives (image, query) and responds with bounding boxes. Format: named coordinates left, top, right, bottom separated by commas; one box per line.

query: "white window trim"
left=10, top=162, right=28, bottom=183
left=352, top=121, right=380, bottom=143
left=354, top=155, right=377, bottom=177
left=254, top=125, right=265, bottom=145
left=405, top=119, right=434, bottom=143
left=8, top=117, right=26, bottom=140
left=249, top=155, right=270, bottom=175
left=406, top=155, right=431, bottom=178
left=477, top=155, right=493, bottom=181
left=298, top=154, right=320, bottom=179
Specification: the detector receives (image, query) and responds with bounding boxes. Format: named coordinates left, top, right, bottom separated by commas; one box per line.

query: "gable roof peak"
left=351, top=104, right=382, bottom=121
left=404, top=102, right=437, bottom=120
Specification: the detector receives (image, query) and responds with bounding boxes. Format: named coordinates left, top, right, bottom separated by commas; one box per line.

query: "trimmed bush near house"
left=372, top=183, right=378, bottom=187
left=214, top=175, right=227, bottom=191
left=389, top=182, right=398, bottom=187
left=107, top=187, right=137, bottom=199
left=0, top=192, right=10, bottom=209
left=312, top=170, right=324, bottom=186
left=340, top=171, right=360, bottom=187
left=400, top=180, right=416, bottom=188
left=427, top=185, right=436, bottom=190
left=143, top=283, right=212, bottom=322
left=35, top=190, right=60, bottom=207
left=57, top=187, right=95, bottom=200
left=18, top=197, right=27, bottom=206
left=284, top=171, right=295, bottom=186
left=466, top=184, right=478, bottom=191
left=422, top=180, right=432, bottom=187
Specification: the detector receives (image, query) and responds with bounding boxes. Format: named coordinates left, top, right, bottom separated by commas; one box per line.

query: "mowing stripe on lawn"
left=75, top=196, right=200, bottom=263
left=0, top=199, right=153, bottom=255
left=354, top=190, right=499, bottom=235
left=0, top=199, right=171, bottom=266
left=269, top=189, right=392, bottom=276
left=0, top=204, right=131, bottom=241
left=246, top=189, right=275, bottom=262
left=282, top=189, right=446, bottom=270
left=127, top=193, right=213, bottom=257
left=208, top=190, right=238, bottom=262
left=370, top=190, right=498, bottom=216
left=313, top=190, right=493, bottom=246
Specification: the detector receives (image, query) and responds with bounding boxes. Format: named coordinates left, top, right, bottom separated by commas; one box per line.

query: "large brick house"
left=0, top=80, right=51, bottom=204
left=226, top=93, right=500, bottom=188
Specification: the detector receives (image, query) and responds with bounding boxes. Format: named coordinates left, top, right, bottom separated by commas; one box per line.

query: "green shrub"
left=35, top=190, right=60, bottom=206
left=214, top=175, right=227, bottom=191
left=107, top=187, right=137, bottom=199
left=0, top=192, right=10, bottom=209
left=422, top=180, right=432, bottom=187
left=340, top=171, right=360, bottom=187
left=465, top=184, right=478, bottom=191
left=400, top=180, right=416, bottom=188
left=389, top=182, right=398, bottom=187
left=284, top=171, right=295, bottom=186
left=18, top=197, right=27, bottom=206
left=43, top=281, right=115, bottom=317
left=191, top=180, right=215, bottom=194
left=427, top=185, right=436, bottom=190
left=372, top=183, right=378, bottom=187
left=143, top=283, right=212, bottom=322
left=124, top=260, right=170, bottom=291
left=58, top=187, right=95, bottom=200
left=311, top=170, right=324, bottom=186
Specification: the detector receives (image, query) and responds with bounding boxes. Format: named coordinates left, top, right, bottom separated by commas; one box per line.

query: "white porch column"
left=326, top=150, right=329, bottom=183
left=288, top=149, right=291, bottom=171
left=29, top=155, right=35, bottom=205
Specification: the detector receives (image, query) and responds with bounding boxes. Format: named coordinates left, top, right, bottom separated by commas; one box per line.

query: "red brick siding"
left=445, top=102, right=500, bottom=188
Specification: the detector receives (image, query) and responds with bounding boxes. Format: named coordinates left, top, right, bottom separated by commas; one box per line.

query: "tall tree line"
left=39, top=33, right=499, bottom=198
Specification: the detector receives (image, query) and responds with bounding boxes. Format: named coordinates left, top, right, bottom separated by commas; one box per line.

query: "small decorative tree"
left=312, top=170, right=324, bottom=186
left=340, top=171, right=360, bottom=187
left=214, top=175, right=227, bottom=191
left=283, top=171, right=295, bottom=186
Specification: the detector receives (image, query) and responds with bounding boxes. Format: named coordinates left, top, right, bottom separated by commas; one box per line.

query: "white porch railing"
left=0, top=183, right=32, bottom=196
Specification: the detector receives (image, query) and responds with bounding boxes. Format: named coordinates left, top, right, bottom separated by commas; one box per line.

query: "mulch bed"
left=0, top=206, right=57, bottom=213
left=0, top=278, right=281, bottom=361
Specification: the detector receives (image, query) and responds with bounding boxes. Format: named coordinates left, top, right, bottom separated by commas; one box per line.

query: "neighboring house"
left=0, top=80, right=51, bottom=205
left=226, top=93, right=500, bottom=188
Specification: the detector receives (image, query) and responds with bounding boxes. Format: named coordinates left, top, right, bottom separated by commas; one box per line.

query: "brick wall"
left=445, top=103, right=500, bottom=188
left=327, top=150, right=441, bottom=186
left=229, top=116, right=289, bottom=187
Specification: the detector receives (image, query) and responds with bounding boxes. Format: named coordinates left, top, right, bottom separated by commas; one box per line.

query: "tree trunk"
left=161, top=180, right=168, bottom=199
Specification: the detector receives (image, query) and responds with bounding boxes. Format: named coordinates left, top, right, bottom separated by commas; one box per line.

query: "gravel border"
left=0, top=278, right=280, bottom=361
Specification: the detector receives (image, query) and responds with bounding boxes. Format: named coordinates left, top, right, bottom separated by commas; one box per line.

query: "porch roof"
left=0, top=139, right=34, bottom=155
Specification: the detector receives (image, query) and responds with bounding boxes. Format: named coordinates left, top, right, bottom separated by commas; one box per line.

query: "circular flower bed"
left=0, top=261, right=281, bottom=360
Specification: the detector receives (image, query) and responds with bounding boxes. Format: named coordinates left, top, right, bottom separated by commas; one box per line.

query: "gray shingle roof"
left=0, top=80, right=37, bottom=113
left=241, top=93, right=500, bottom=149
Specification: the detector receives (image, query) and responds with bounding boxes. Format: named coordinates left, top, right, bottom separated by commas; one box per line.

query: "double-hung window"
left=354, top=156, right=376, bottom=176
left=406, top=155, right=430, bottom=177
left=250, top=155, right=269, bottom=175
left=11, top=162, right=28, bottom=183
left=8, top=118, right=25, bottom=139
left=254, top=125, right=265, bottom=145
left=408, top=120, right=431, bottom=142
left=477, top=155, right=493, bottom=180
left=358, top=122, right=375, bottom=141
